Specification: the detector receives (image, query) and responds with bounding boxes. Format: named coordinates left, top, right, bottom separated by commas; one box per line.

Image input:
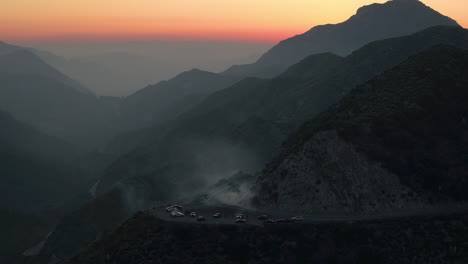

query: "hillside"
left=0, top=44, right=91, bottom=95
left=0, top=48, right=118, bottom=148
left=0, top=110, right=95, bottom=213
left=118, top=69, right=240, bottom=131
left=254, top=45, right=468, bottom=214
left=223, top=0, right=460, bottom=78
left=0, top=110, right=107, bottom=263
left=0, top=206, right=50, bottom=264
left=67, top=211, right=468, bottom=264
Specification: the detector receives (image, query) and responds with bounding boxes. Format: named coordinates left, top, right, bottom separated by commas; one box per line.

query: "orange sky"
left=1, top=0, right=466, bottom=44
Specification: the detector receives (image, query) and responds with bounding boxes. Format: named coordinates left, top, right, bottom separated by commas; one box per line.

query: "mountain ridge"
left=223, top=0, right=460, bottom=78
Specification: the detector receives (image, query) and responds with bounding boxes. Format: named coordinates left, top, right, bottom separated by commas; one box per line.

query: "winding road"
left=149, top=203, right=468, bottom=226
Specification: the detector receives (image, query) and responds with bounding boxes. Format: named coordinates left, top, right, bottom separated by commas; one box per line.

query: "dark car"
left=257, top=215, right=269, bottom=220
left=213, top=213, right=222, bottom=218
left=235, top=218, right=246, bottom=224
left=197, top=216, right=206, bottom=222
left=263, top=219, right=275, bottom=224
left=276, top=219, right=293, bottom=223
left=236, top=214, right=246, bottom=220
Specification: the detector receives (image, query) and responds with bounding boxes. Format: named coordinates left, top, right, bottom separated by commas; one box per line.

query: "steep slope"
left=0, top=110, right=109, bottom=263
left=68, top=212, right=468, bottom=264
left=254, top=45, right=468, bottom=214
left=118, top=69, right=240, bottom=131
left=0, top=206, right=50, bottom=264
left=223, top=0, right=460, bottom=78
left=0, top=110, right=90, bottom=213
left=0, top=44, right=91, bottom=95
left=0, top=48, right=118, bottom=147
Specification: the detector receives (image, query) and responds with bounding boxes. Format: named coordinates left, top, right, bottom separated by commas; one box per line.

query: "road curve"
left=149, top=203, right=468, bottom=226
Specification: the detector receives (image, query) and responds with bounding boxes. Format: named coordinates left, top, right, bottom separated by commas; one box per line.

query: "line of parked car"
left=164, top=205, right=303, bottom=224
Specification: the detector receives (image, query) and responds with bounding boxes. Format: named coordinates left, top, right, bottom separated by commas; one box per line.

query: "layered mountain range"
left=33, top=26, right=468, bottom=264
left=99, top=26, right=468, bottom=201
left=2, top=0, right=467, bottom=263
left=59, top=37, right=468, bottom=264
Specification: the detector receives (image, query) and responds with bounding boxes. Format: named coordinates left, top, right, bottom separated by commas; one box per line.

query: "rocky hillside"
left=223, top=0, right=460, bottom=78
left=67, top=211, right=468, bottom=264
left=254, top=45, right=468, bottom=214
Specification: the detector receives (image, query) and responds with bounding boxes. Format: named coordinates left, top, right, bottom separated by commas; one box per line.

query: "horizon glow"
left=1, top=0, right=467, bottom=44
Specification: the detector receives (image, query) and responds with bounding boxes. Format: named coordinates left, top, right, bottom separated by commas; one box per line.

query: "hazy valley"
left=1, top=0, right=467, bottom=263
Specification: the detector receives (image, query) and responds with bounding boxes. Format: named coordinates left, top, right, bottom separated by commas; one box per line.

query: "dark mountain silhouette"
left=0, top=110, right=91, bottom=213
left=254, top=45, right=468, bottom=214
left=118, top=69, right=240, bottom=131
left=0, top=206, right=49, bottom=264
left=0, top=46, right=118, bottom=148
left=0, top=41, right=22, bottom=55
left=0, top=46, right=91, bottom=95
left=223, top=0, right=460, bottom=78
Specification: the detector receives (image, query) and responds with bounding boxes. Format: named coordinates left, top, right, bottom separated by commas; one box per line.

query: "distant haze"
left=2, top=0, right=466, bottom=44
left=27, top=41, right=272, bottom=96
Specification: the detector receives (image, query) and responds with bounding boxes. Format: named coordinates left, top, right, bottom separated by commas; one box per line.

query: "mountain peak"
left=173, top=68, right=214, bottom=81
left=355, top=0, right=436, bottom=18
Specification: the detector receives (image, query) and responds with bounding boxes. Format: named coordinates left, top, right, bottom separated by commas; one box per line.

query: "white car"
left=170, top=211, right=185, bottom=217
left=213, top=213, right=222, bottom=218
left=166, top=205, right=183, bottom=212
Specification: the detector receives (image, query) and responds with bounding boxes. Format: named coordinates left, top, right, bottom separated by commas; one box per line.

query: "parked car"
left=166, top=205, right=183, bottom=212
left=213, top=213, right=222, bottom=218
left=235, top=218, right=246, bottom=224
left=170, top=211, right=185, bottom=217
left=276, top=219, right=293, bottom=223
left=264, top=219, right=275, bottom=224
left=190, top=212, right=197, bottom=217
left=236, top=214, right=246, bottom=220
left=197, top=216, right=206, bottom=222
left=258, top=215, right=269, bottom=220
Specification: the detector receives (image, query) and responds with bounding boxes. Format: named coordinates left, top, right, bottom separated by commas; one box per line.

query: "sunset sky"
left=2, top=0, right=467, bottom=44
